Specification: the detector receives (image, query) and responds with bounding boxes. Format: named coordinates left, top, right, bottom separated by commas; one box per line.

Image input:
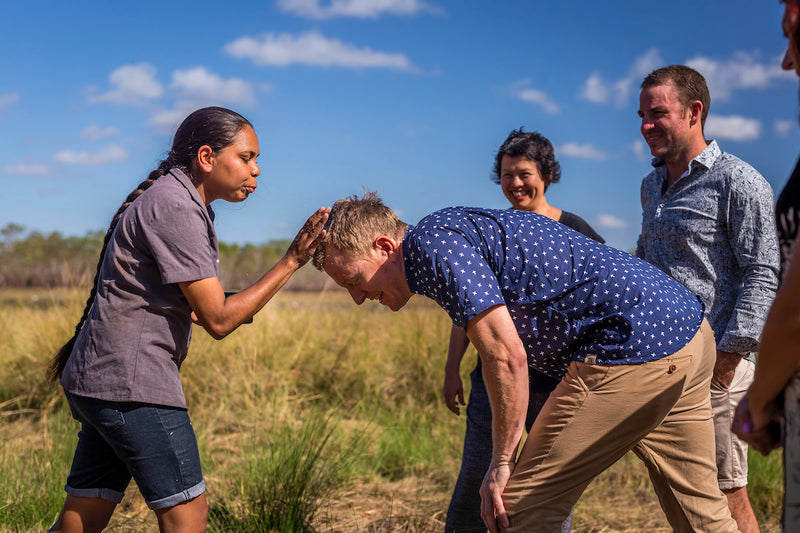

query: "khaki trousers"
left=502, top=320, right=739, bottom=533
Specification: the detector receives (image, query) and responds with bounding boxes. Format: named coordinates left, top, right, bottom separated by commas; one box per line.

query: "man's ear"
left=374, top=235, right=399, bottom=257
left=689, top=101, right=703, bottom=126
left=196, top=145, right=215, bottom=173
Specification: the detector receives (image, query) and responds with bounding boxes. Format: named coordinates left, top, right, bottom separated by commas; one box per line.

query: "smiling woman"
left=45, top=106, right=329, bottom=533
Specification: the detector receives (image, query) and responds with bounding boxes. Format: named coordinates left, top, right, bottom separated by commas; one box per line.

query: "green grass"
left=749, top=448, right=784, bottom=530
left=0, top=288, right=786, bottom=532
left=208, top=407, right=366, bottom=532
left=0, top=406, right=76, bottom=531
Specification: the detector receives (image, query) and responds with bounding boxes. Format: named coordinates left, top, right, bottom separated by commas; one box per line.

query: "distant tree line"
left=0, top=223, right=330, bottom=291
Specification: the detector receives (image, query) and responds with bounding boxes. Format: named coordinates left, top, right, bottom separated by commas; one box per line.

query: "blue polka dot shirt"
left=403, top=207, right=704, bottom=379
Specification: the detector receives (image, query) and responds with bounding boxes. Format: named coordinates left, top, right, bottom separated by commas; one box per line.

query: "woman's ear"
left=195, top=145, right=215, bottom=174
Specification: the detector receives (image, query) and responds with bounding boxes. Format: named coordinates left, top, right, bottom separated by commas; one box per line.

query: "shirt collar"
left=651, top=139, right=720, bottom=179
left=402, top=225, right=422, bottom=295
left=169, top=167, right=215, bottom=221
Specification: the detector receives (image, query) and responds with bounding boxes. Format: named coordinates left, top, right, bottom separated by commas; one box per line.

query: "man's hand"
left=732, top=392, right=782, bottom=455
left=480, top=460, right=514, bottom=533
left=467, top=305, right=527, bottom=532
left=443, top=371, right=465, bottom=415
left=713, top=350, right=742, bottom=389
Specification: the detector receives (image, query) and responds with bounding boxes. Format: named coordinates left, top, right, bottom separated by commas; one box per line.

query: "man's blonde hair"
left=312, top=191, right=407, bottom=270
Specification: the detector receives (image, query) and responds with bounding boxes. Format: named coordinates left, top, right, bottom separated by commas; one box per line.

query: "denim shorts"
left=64, top=391, right=205, bottom=510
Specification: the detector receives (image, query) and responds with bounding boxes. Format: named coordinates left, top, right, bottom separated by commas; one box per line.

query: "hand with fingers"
left=480, top=460, right=514, bottom=533
left=732, top=392, right=782, bottom=456
left=286, top=207, right=330, bottom=267
left=443, top=369, right=465, bottom=415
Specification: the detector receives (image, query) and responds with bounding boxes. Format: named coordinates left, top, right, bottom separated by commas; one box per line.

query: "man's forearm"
left=724, top=182, right=779, bottom=353
left=466, top=305, right=528, bottom=462
left=445, top=323, right=470, bottom=375
left=719, top=265, right=779, bottom=354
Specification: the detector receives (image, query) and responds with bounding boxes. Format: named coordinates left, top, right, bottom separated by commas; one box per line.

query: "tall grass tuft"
left=0, top=405, right=76, bottom=530
left=749, top=448, right=784, bottom=529
left=208, top=406, right=365, bottom=533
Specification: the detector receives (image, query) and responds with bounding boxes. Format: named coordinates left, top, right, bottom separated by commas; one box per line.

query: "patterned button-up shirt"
left=403, top=207, right=704, bottom=380
left=636, top=140, right=779, bottom=355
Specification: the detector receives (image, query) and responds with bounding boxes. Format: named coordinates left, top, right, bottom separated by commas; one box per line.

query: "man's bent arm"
left=721, top=176, right=779, bottom=355
left=443, top=323, right=470, bottom=414
left=466, top=304, right=528, bottom=531
left=465, top=304, right=528, bottom=463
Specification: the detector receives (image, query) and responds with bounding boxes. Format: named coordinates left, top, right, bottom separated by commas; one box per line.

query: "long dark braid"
left=47, top=106, right=252, bottom=383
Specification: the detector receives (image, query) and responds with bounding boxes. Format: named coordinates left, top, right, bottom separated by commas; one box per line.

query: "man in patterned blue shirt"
left=637, top=65, right=779, bottom=533
left=313, top=192, right=738, bottom=533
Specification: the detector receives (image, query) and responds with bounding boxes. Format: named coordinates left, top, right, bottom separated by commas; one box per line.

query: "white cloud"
left=515, top=88, right=560, bottom=114
left=171, top=67, right=256, bottom=106
left=584, top=50, right=793, bottom=109
left=631, top=139, right=648, bottom=161
left=557, top=142, right=607, bottom=160
left=277, top=0, right=441, bottom=19
left=594, top=214, right=630, bottom=229
left=581, top=74, right=609, bottom=104
left=81, top=124, right=120, bottom=141
left=54, top=144, right=128, bottom=166
left=224, top=30, right=417, bottom=71
left=704, top=114, right=761, bottom=141
left=775, top=119, right=795, bottom=136
left=630, top=49, right=664, bottom=79
left=258, top=82, right=276, bottom=94
left=148, top=102, right=201, bottom=134
left=686, top=52, right=794, bottom=101
left=581, top=48, right=663, bottom=108
left=89, top=63, right=163, bottom=105
left=3, top=163, right=49, bottom=176
left=145, top=69, right=258, bottom=133
left=0, top=92, right=20, bottom=111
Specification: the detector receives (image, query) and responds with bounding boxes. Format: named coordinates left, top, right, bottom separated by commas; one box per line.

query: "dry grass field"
left=0, top=287, right=783, bottom=532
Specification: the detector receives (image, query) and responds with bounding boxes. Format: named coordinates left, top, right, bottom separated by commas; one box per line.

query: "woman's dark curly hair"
left=491, top=128, right=561, bottom=191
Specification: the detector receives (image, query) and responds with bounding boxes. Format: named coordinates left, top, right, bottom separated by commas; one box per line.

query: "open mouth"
left=644, top=134, right=662, bottom=146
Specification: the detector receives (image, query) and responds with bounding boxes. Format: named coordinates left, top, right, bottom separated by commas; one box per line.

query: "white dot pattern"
left=403, top=207, right=704, bottom=379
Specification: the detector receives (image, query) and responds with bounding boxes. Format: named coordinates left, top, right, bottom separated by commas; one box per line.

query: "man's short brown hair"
left=312, top=191, right=408, bottom=270
left=641, top=65, right=710, bottom=128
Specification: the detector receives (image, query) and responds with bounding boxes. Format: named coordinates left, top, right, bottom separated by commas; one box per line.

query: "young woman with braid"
left=47, top=106, right=328, bottom=533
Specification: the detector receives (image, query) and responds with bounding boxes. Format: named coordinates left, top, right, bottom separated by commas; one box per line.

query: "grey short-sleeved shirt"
left=61, top=168, right=219, bottom=409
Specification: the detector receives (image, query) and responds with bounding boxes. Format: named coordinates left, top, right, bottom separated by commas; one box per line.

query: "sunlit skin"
left=499, top=155, right=549, bottom=214
left=638, top=84, right=705, bottom=187
left=323, top=238, right=412, bottom=312
left=195, top=125, right=260, bottom=205
left=638, top=85, right=693, bottom=159
left=783, top=2, right=800, bottom=76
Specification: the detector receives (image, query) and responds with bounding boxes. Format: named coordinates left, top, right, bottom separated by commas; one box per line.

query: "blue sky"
left=1, top=0, right=798, bottom=252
